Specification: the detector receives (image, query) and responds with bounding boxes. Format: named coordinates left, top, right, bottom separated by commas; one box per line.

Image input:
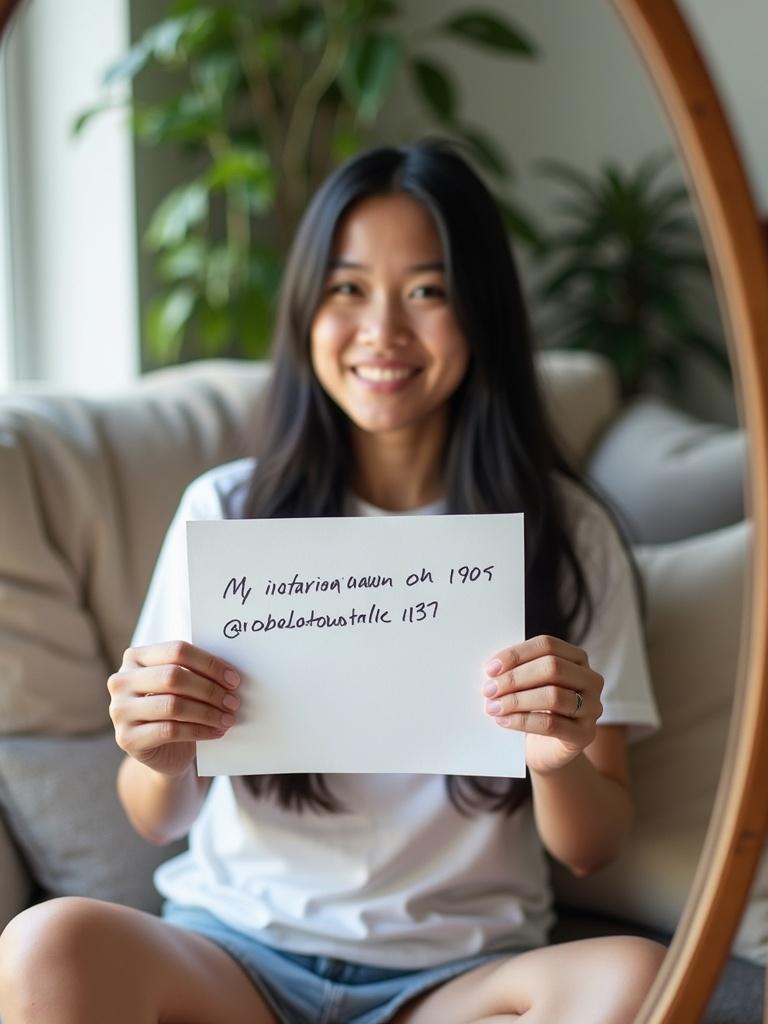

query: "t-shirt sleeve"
left=130, top=477, right=224, bottom=649
left=565, top=484, right=661, bottom=742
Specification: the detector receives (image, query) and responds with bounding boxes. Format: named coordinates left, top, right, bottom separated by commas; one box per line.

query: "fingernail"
left=221, top=713, right=235, bottom=727
left=222, top=694, right=240, bottom=710
left=486, top=700, right=502, bottom=715
left=483, top=681, right=498, bottom=697
left=485, top=658, right=503, bottom=676
left=224, top=670, right=240, bottom=688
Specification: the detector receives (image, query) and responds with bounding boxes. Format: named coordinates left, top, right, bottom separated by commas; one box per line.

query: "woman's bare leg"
left=0, top=897, right=279, bottom=1024
left=392, top=936, right=666, bottom=1024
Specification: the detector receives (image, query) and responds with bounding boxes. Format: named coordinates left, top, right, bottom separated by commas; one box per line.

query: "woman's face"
left=310, top=193, right=470, bottom=444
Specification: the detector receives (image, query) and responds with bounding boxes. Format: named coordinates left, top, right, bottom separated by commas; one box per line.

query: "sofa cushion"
left=0, top=732, right=184, bottom=912
left=536, top=349, right=620, bottom=469
left=0, top=360, right=269, bottom=735
left=551, top=520, right=761, bottom=958
left=587, top=396, right=746, bottom=542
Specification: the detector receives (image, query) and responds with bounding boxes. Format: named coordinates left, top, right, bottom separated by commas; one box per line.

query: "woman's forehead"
left=331, top=193, right=443, bottom=260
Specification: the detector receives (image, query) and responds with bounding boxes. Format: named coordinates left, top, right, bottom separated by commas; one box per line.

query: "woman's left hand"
left=482, top=635, right=604, bottom=776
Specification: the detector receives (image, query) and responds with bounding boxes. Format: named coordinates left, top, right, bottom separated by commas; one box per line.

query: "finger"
left=123, top=641, right=240, bottom=690
left=484, top=656, right=602, bottom=702
left=493, top=711, right=593, bottom=744
left=128, top=720, right=229, bottom=749
left=130, top=664, right=241, bottom=714
left=484, top=635, right=589, bottom=678
left=485, top=685, right=601, bottom=721
left=129, top=692, right=237, bottom=733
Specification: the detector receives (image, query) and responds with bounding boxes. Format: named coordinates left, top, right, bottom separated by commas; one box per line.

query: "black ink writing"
left=405, top=567, right=434, bottom=587
left=401, top=600, right=439, bottom=623
left=265, top=574, right=342, bottom=597
left=448, top=565, right=494, bottom=584
left=223, top=576, right=252, bottom=606
left=223, top=602, right=393, bottom=637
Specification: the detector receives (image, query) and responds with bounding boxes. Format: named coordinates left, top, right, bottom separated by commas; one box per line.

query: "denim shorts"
left=162, top=901, right=519, bottom=1024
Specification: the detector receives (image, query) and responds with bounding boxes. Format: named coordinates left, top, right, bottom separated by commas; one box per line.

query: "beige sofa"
left=0, top=351, right=759, bottom=1019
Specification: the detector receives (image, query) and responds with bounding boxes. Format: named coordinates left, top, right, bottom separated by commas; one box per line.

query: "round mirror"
left=0, top=2, right=766, bottom=1021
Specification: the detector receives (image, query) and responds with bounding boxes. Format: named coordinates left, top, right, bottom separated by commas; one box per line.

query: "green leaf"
left=367, top=0, right=400, bottom=17
left=144, top=182, right=209, bottom=251
left=198, top=299, right=232, bottom=356
left=145, top=287, right=197, bottom=364
left=410, top=58, right=457, bottom=123
left=537, top=158, right=602, bottom=205
left=248, top=246, right=282, bottom=293
left=495, top=196, right=543, bottom=251
left=340, top=33, right=402, bottom=123
left=455, top=124, right=509, bottom=178
left=132, top=94, right=216, bottom=144
left=205, top=244, right=247, bottom=307
left=156, top=238, right=208, bottom=282
left=234, top=284, right=275, bottom=359
left=205, top=147, right=271, bottom=188
left=192, top=51, right=243, bottom=110
left=70, top=101, right=128, bottom=137
left=144, top=11, right=214, bottom=64
left=331, top=125, right=364, bottom=164
left=102, top=42, right=153, bottom=86
left=441, top=11, right=536, bottom=56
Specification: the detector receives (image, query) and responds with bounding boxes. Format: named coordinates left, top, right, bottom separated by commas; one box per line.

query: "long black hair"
left=239, top=141, right=595, bottom=816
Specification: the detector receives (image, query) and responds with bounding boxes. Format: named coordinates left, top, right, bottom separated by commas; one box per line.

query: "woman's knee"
left=0, top=897, right=129, bottom=1000
left=599, top=936, right=667, bottom=1020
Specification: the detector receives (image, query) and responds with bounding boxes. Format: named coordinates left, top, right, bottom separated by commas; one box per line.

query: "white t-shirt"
left=131, top=457, right=659, bottom=968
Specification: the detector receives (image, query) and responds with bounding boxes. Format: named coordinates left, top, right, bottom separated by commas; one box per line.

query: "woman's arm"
left=529, top=725, right=632, bottom=876
left=108, top=641, right=240, bottom=845
left=483, top=635, right=634, bottom=876
left=117, top=755, right=212, bottom=847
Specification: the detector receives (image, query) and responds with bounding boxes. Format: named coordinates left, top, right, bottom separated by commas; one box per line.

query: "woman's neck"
left=350, top=423, right=447, bottom=512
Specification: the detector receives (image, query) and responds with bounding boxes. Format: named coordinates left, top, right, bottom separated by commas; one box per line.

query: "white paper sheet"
left=188, top=513, right=525, bottom=777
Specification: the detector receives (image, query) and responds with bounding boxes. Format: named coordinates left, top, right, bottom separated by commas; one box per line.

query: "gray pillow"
left=587, top=396, right=745, bottom=543
left=0, top=732, right=185, bottom=913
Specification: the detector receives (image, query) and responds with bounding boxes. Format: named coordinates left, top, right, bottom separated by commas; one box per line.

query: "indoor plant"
left=74, top=0, right=540, bottom=367
left=534, top=152, right=730, bottom=399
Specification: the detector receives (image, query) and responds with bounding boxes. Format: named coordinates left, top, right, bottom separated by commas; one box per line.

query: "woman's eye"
left=411, top=284, right=446, bottom=299
left=329, top=282, right=361, bottom=297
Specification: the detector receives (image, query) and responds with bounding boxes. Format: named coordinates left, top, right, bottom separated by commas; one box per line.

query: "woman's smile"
left=349, top=361, right=424, bottom=392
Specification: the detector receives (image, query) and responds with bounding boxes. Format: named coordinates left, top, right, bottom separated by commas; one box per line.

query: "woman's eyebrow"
left=328, top=259, right=445, bottom=272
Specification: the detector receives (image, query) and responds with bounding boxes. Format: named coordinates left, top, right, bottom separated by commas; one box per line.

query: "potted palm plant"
left=533, top=152, right=730, bottom=399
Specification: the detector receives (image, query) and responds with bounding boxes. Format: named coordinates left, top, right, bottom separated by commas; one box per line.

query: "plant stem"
left=236, top=15, right=290, bottom=252
left=282, top=15, right=348, bottom=234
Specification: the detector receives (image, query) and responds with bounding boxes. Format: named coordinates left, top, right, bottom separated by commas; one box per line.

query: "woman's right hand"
left=108, top=641, right=241, bottom=778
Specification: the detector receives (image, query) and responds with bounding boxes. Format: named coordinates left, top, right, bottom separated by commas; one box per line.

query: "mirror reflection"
left=0, top=2, right=762, bottom=1022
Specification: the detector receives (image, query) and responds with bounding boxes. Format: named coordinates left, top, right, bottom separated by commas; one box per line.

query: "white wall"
left=4, top=0, right=139, bottom=390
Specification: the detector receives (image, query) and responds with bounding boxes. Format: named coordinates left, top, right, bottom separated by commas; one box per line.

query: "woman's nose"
left=358, top=299, right=411, bottom=347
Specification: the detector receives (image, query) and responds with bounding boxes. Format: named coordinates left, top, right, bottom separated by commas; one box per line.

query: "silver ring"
left=574, top=691, right=583, bottom=716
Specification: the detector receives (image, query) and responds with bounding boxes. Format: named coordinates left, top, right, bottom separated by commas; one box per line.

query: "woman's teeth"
left=354, top=366, right=415, bottom=382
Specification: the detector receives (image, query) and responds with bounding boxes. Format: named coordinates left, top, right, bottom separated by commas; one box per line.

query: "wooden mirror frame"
left=1, top=0, right=767, bottom=1019
left=610, top=2, right=768, bottom=1020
